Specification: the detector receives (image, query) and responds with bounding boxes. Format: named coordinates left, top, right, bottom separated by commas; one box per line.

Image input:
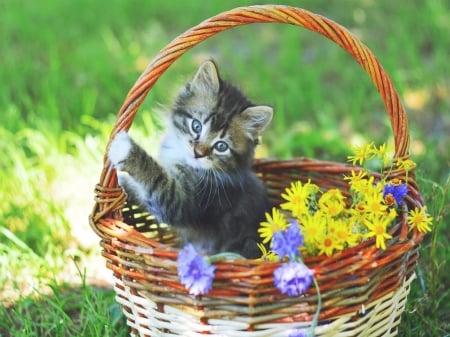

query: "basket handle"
left=91, top=5, right=410, bottom=228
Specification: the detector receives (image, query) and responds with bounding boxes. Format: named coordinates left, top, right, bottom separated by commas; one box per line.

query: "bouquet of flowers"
left=259, top=143, right=432, bottom=259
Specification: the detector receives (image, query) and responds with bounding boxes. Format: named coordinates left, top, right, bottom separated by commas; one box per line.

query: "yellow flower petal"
left=347, top=142, right=376, bottom=165
left=407, top=206, right=433, bottom=233
left=258, top=208, right=288, bottom=244
left=364, top=214, right=393, bottom=250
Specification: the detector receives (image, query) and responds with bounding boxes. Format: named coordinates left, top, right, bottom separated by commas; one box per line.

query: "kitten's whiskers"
left=213, top=167, right=232, bottom=208
left=194, top=169, right=210, bottom=210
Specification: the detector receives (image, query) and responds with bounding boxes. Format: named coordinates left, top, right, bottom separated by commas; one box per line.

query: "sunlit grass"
left=0, top=266, right=128, bottom=337
left=1, top=0, right=448, bottom=336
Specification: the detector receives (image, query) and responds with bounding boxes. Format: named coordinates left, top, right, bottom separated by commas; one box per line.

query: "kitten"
left=108, top=60, right=273, bottom=258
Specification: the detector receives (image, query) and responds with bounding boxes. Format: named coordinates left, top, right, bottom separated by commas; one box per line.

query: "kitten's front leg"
left=109, top=130, right=166, bottom=180
left=108, top=130, right=162, bottom=187
left=108, top=131, right=189, bottom=225
left=108, top=130, right=147, bottom=206
left=108, top=130, right=134, bottom=171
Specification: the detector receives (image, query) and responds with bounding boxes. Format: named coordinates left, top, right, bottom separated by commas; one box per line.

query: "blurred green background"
left=1, top=0, right=448, bottom=336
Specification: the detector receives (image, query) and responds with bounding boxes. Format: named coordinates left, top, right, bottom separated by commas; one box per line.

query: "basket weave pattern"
left=90, top=5, right=424, bottom=336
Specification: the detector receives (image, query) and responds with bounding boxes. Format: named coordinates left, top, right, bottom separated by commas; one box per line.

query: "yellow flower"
left=367, top=180, right=384, bottom=195
left=280, top=180, right=318, bottom=218
left=350, top=176, right=383, bottom=196
left=372, top=143, right=393, bottom=167
left=257, top=243, right=279, bottom=262
left=373, top=143, right=386, bottom=158
left=347, top=142, right=376, bottom=165
left=396, top=158, right=417, bottom=183
left=321, top=188, right=345, bottom=202
left=299, top=212, right=326, bottom=254
left=396, top=158, right=416, bottom=172
left=383, top=193, right=396, bottom=207
left=318, top=189, right=346, bottom=217
left=348, top=202, right=369, bottom=223
left=316, top=231, right=343, bottom=257
left=364, top=214, right=393, bottom=250
left=363, top=191, right=388, bottom=215
left=343, top=169, right=367, bottom=186
left=332, top=218, right=360, bottom=247
left=389, top=178, right=403, bottom=186
left=258, top=208, right=288, bottom=244
left=407, top=206, right=433, bottom=233
left=387, top=208, right=398, bottom=221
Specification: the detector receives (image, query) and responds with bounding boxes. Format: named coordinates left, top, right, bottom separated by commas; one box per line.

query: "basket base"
left=112, top=273, right=414, bottom=337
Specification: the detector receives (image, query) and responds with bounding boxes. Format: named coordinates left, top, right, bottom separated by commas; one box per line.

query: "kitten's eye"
left=191, top=119, right=202, bottom=134
left=213, top=141, right=229, bottom=153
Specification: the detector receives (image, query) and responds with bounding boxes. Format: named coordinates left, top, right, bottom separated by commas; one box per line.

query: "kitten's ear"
left=190, top=60, right=220, bottom=95
left=241, top=105, right=273, bottom=137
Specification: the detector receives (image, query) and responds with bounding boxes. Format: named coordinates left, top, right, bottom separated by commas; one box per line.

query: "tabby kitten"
left=108, top=60, right=273, bottom=258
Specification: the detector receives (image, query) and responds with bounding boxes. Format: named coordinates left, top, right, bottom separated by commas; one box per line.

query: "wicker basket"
left=89, top=5, right=425, bottom=336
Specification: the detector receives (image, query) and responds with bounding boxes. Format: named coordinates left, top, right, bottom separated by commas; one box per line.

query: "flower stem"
left=208, top=252, right=244, bottom=263
left=308, top=277, right=322, bottom=336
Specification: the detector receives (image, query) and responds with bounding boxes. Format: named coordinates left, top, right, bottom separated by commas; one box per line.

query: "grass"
left=1, top=0, right=448, bottom=336
left=1, top=266, right=127, bottom=337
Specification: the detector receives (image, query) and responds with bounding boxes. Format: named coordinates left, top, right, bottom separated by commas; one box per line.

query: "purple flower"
left=383, top=183, right=408, bottom=205
left=271, top=220, right=304, bottom=259
left=289, top=329, right=309, bottom=337
left=274, top=262, right=314, bottom=296
left=177, top=244, right=216, bottom=295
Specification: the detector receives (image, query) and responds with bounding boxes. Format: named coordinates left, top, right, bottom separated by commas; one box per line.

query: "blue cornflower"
left=271, top=220, right=304, bottom=260
left=383, top=183, right=408, bottom=206
left=177, top=244, right=216, bottom=295
left=289, top=329, right=309, bottom=337
left=274, top=261, right=314, bottom=296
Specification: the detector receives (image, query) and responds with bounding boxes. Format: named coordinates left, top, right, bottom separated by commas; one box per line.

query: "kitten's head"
left=165, top=60, right=273, bottom=172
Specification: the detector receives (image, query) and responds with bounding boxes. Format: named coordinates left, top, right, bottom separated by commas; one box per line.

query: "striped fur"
left=108, top=61, right=273, bottom=258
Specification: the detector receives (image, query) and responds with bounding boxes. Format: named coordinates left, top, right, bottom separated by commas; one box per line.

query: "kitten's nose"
left=194, top=144, right=208, bottom=159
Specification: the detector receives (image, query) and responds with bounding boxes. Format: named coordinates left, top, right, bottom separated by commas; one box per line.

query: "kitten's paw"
left=108, top=130, right=132, bottom=170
